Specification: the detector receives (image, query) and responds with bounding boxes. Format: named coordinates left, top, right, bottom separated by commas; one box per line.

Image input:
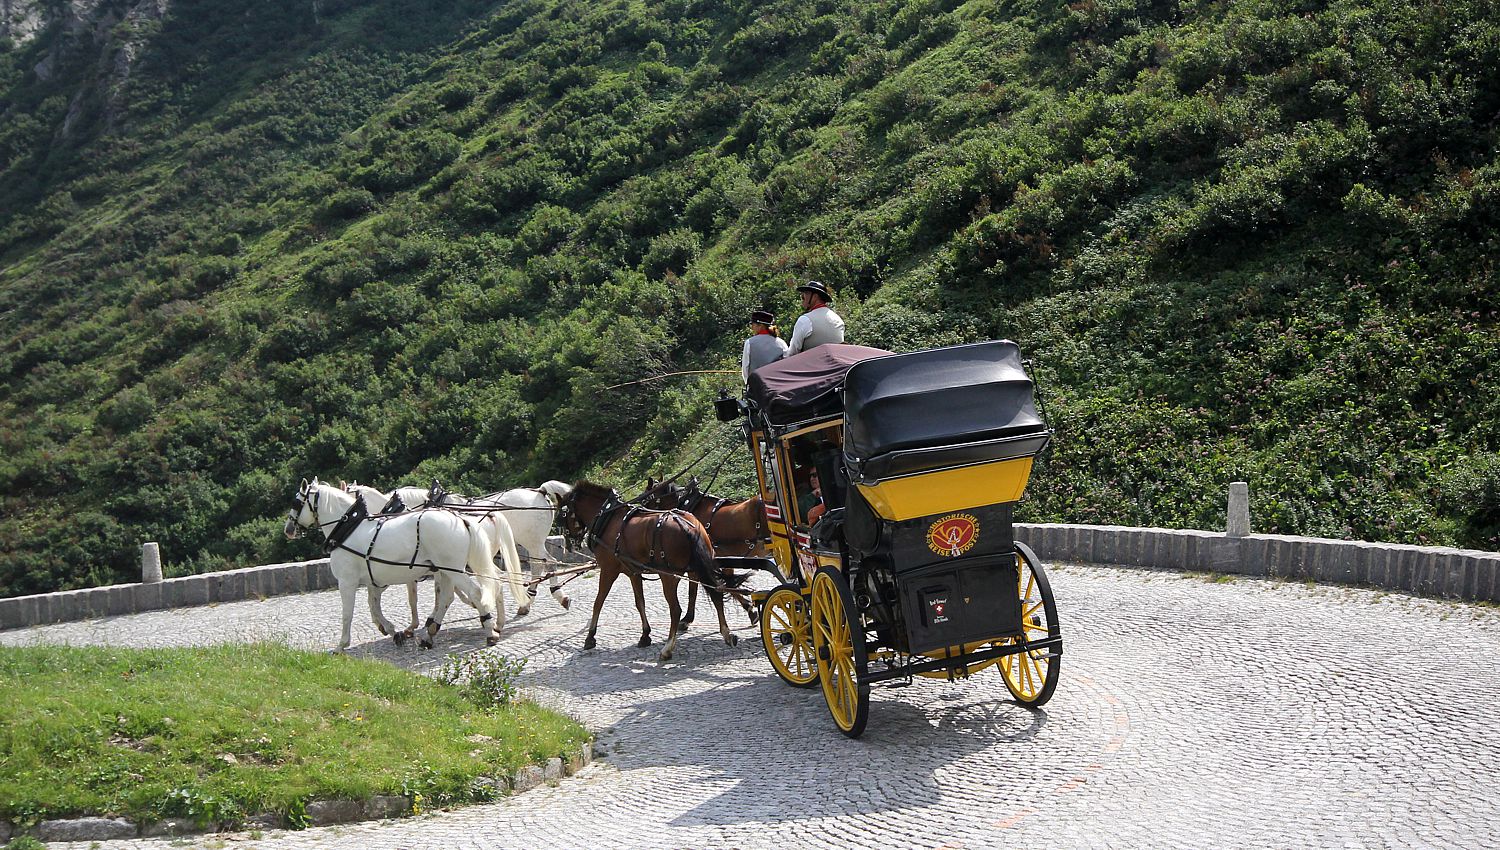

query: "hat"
left=749, top=306, right=775, bottom=325
left=796, top=280, right=832, bottom=302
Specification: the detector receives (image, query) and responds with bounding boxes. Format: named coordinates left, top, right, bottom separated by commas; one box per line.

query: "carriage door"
left=754, top=435, right=795, bottom=578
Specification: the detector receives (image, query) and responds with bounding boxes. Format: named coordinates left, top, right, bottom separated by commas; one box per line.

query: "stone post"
left=1226, top=482, right=1251, bottom=538
left=142, top=542, right=163, bottom=583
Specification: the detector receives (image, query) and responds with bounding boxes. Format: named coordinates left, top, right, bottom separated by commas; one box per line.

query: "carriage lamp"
left=714, top=390, right=744, bottom=422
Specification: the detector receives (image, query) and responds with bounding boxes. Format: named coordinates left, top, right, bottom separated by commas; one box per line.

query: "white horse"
left=337, top=483, right=439, bottom=642
left=349, top=479, right=575, bottom=617
left=284, top=479, right=507, bottom=652
left=343, top=481, right=531, bottom=618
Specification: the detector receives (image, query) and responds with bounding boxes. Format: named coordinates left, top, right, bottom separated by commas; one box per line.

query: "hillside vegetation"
left=1, top=0, right=1497, bottom=597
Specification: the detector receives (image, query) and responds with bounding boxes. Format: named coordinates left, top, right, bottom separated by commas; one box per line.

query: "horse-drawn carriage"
left=715, top=340, right=1062, bottom=737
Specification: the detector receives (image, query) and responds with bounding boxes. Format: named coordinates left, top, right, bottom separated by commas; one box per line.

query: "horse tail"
left=684, top=515, right=720, bottom=594
left=464, top=516, right=500, bottom=613
left=488, top=513, right=528, bottom=608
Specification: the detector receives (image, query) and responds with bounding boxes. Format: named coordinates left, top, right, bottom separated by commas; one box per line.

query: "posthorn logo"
left=926, top=513, right=979, bottom=557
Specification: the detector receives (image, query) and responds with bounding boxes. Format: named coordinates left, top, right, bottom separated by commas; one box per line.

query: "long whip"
left=603, top=370, right=738, bottom=391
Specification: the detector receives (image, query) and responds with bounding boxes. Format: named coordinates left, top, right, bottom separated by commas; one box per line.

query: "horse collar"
left=324, top=495, right=371, bottom=555
left=587, top=492, right=627, bottom=549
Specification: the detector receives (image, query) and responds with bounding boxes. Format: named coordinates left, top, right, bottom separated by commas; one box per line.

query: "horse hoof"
left=560, top=597, right=571, bottom=610
left=392, top=630, right=410, bottom=647
left=637, top=635, right=653, bottom=648
left=658, top=650, right=673, bottom=662
left=419, top=638, right=433, bottom=650
left=725, top=634, right=739, bottom=647
left=487, top=634, right=501, bottom=646
left=583, top=637, right=597, bottom=650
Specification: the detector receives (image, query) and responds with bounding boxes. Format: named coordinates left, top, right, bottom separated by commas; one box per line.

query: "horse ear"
left=646, top=476, right=656, bottom=488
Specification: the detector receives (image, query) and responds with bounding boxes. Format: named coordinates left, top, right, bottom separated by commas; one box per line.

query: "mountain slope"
left=1, top=0, right=1497, bottom=595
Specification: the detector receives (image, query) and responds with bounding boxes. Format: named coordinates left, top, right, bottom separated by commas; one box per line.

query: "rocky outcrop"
left=1, top=0, right=44, bottom=45
left=4, top=0, right=171, bottom=138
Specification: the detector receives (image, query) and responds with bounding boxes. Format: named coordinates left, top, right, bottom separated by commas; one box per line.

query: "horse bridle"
left=557, top=490, right=584, bottom=552
left=287, top=482, right=341, bottom=541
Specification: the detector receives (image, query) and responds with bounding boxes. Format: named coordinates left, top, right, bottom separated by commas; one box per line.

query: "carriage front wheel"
left=760, top=583, right=819, bottom=688
left=999, top=542, right=1061, bottom=707
left=810, top=567, right=869, bottom=738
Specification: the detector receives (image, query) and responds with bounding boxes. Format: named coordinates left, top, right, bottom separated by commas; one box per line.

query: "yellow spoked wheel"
left=999, top=542, right=1061, bottom=706
left=760, top=583, right=818, bottom=688
left=810, top=567, right=869, bottom=738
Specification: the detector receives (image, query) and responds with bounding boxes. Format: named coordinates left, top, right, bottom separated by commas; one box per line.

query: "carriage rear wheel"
left=810, top=567, right=869, bottom=737
left=999, top=542, right=1061, bottom=706
left=760, top=583, right=819, bottom=688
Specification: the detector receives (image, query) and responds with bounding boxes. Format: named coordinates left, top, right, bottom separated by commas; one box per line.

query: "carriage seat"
left=809, top=508, right=845, bottom=554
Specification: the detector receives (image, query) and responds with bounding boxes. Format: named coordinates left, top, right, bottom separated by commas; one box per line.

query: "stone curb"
left=3, top=740, right=594, bottom=842
left=1015, top=523, right=1500, bottom=603
left=6, top=526, right=1490, bottom=632
left=0, top=558, right=337, bottom=632
left=0, top=536, right=590, bottom=632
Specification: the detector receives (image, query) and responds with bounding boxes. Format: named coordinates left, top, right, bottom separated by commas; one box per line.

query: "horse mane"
left=569, top=480, right=614, bottom=501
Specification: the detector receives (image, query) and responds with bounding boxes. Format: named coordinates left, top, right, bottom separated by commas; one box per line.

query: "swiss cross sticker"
left=928, top=596, right=950, bottom=624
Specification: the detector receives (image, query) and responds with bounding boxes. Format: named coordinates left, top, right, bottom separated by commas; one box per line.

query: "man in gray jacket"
left=787, top=280, right=845, bottom=356
left=741, top=306, right=789, bottom=383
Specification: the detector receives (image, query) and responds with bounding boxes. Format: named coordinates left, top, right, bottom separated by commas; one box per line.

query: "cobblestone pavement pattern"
left=5, top=564, right=1500, bottom=849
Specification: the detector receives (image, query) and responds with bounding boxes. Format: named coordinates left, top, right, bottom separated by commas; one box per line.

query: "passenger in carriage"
left=803, top=468, right=826, bottom=526
left=741, top=306, right=789, bottom=384
left=786, top=280, right=844, bottom=356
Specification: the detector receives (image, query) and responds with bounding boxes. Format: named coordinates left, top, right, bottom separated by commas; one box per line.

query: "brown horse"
left=638, top=476, right=769, bottom=626
left=639, top=476, right=769, bottom=557
left=559, top=481, right=738, bottom=661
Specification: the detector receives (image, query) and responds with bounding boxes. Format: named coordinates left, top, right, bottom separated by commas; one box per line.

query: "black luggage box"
left=898, top=554, right=1023, bottom=656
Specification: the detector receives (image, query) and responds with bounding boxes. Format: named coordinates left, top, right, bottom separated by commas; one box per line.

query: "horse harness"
left=677, top=489, right=769, bottom=548
left=576, top=490, right=712, bottom=583
left=321, top=496, right=485, bottom=594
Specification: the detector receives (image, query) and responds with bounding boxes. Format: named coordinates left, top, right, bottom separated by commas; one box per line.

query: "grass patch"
left=0, top=643, right=588, bottom=828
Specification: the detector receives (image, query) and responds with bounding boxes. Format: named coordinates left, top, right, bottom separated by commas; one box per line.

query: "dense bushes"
left=0, top=0, right=1497, bottom=596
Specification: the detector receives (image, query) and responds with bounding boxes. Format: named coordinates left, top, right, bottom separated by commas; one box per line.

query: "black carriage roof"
left=843, top=340, right=1046, bottom=462
left=746, top=344, right=893, bottom=427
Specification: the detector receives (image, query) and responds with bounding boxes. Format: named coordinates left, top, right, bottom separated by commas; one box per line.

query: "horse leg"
left=542, top=552, right=571, bottom=610
left=422, top=578, right=458, bottom=649
left=629, top=572, right=652, bottom=648
left=709, top=584, right=738, bottom=648
left=658, top=574, right=682, bottom=662
left=366, top=585, right=399, bottom=643
left=682, top=580, right=696, bottom=629
left=474, top=575, right=503, bottom=646
left=728, top=576, right=757, bottom=625
left=397, top=582, right=418, bottom=645
left=584, top=565, right=620, bottom=650
left=336, top=581, right=357, bottom=653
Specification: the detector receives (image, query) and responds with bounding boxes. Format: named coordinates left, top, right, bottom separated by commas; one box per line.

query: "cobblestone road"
left=5, top=564, right=1500, bottom=849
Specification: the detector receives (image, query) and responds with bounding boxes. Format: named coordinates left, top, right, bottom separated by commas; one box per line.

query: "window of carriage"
left=755, top=437, right=781, bottom=508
